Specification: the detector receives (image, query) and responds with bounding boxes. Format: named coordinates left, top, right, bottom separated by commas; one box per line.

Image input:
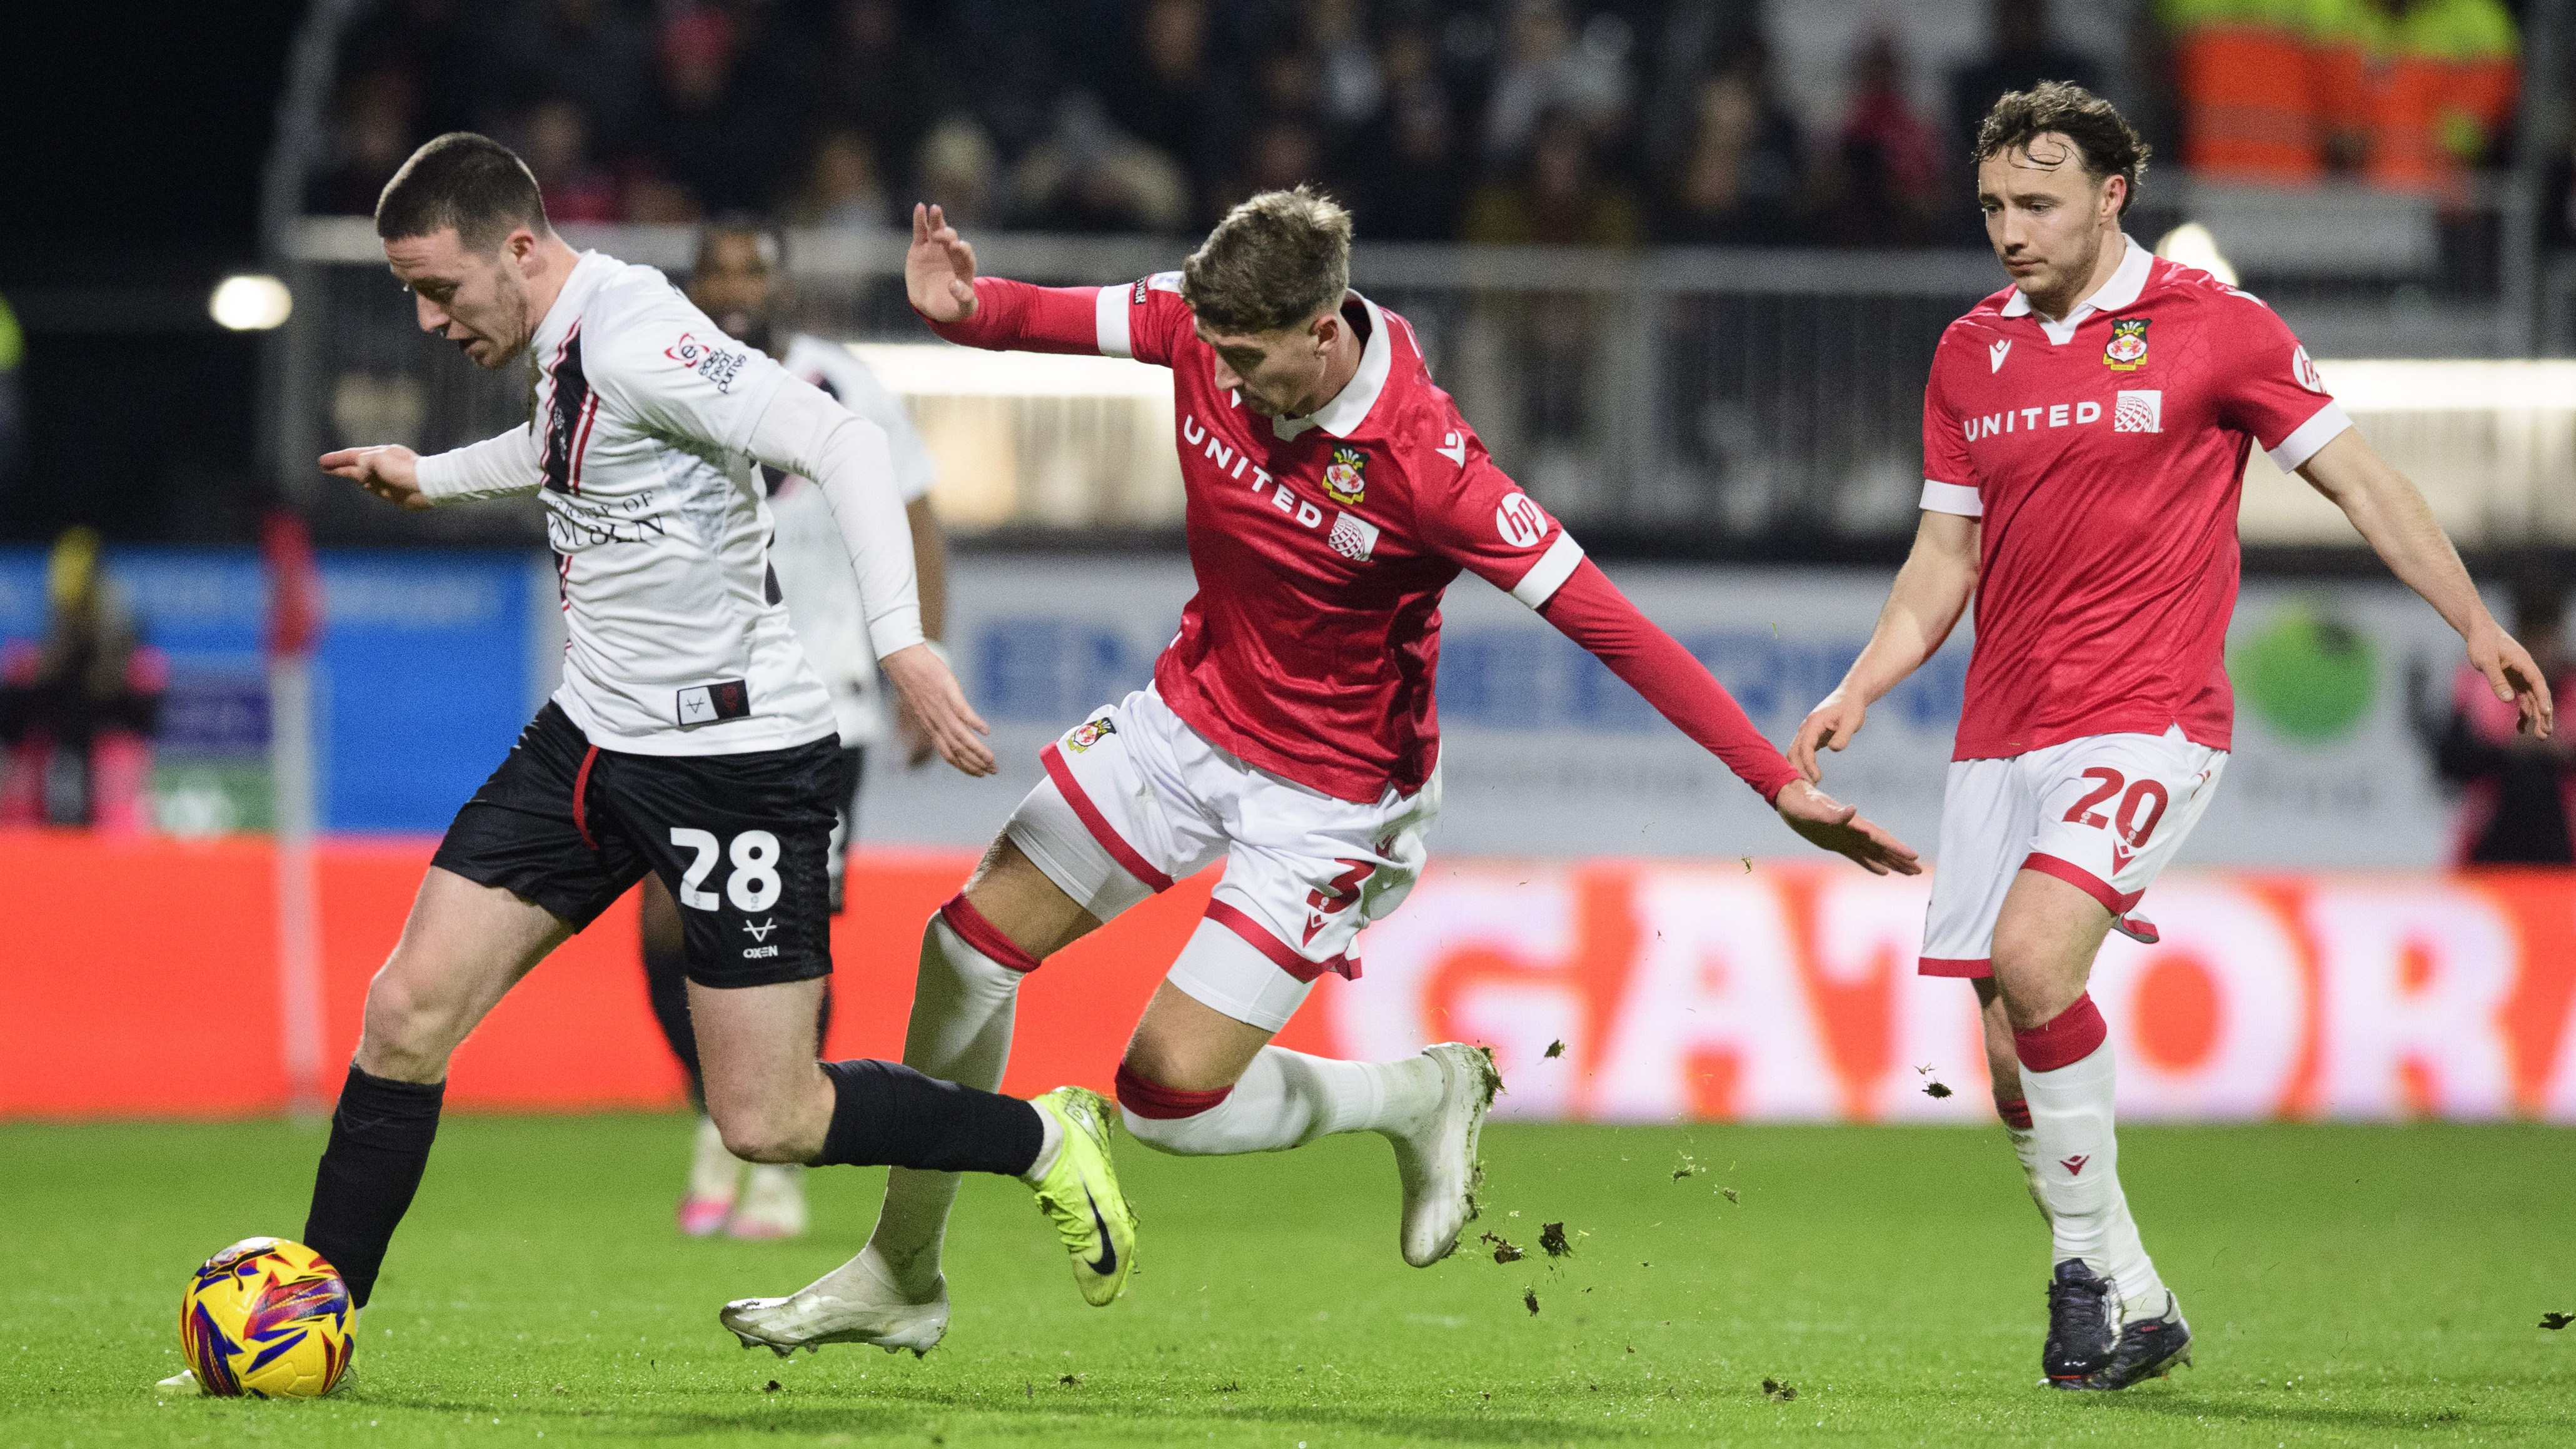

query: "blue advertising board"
left=0, top=545, right=538, bottom=834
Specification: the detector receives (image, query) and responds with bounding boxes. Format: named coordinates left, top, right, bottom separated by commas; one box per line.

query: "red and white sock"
left=857, top=896, right=1037, bottom=1297
left=2016, top=993, right=2166, bottom=1321
left=1115, top=1048, right=1442, bottom=1156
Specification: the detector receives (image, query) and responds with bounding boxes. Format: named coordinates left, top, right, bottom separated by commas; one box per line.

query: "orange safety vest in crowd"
left=2313, top=0, right=2518, bottom=194
left=2162, top=0, right=2331, bottom=184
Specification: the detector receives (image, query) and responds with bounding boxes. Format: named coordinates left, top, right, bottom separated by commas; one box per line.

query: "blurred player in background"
left=164, top=137, right=1140, bottom=1388
left=2415, top=568, right=2576, bottom=864
left=0, top=527, right=165, bottom=832
left=1792, top=83, right=2555, bottom=1391
left=639, top=218, right=950, bottom=1241
left=721, top=186, right=1923, bottom=1357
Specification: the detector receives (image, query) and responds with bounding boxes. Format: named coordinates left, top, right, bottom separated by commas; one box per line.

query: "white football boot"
left=721, top=1249, right=950, bottom=1358
left=1392, top=1043, right=1503, bottom=1266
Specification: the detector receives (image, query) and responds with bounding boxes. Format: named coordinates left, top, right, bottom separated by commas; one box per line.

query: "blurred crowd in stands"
left=306, top=0, right=2529, bottom=248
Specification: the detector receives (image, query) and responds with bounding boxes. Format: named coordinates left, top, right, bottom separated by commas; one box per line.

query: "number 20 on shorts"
left=2062, top=767, right=2169, bottom=847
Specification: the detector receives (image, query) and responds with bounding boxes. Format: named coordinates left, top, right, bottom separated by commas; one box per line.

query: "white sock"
left=855, top=911, right=1027, bottom=1298
left=1018, top=1106, right=1064, bottom=1184
left=2021, top=1039, right=2165, bottom=1321
left=1999, top=1104, right=2051, bottom=1224
left=1120, top=1047, right=1442, bottom=1156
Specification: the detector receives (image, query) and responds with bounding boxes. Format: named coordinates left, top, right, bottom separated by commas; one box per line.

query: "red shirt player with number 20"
left=1793, top=84, right=2555, bottom=1393
left=722, top=186, right=1923, bottom=1355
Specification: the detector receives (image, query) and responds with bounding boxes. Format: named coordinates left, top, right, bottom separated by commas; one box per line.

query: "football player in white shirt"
left=201, top=137, right=1137, bottom=1373
left=637, top=217, right=952, bottom=1241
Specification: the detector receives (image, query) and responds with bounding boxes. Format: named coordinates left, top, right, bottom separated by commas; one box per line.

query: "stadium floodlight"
left=209, top=275, right=294, bottom=331
left=2153, top=223, right=2238, bottom=287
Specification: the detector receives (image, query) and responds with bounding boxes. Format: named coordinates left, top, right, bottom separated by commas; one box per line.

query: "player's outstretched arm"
left=1789, top=509, right=1980, bottom=782
left=319, top=446, right=428, bottom=510
left=2299, top=428, right=2555, bottom=738
left=906, top=203, right=980, bottom=323
left=1531, top=557, right=1921, bottom=875
left=326, top=425, right=541, bottom=509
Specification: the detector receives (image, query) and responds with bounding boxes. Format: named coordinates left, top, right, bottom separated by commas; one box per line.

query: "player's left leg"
left=623, top=735, right=1134, bottom=1312
left=1998, top=727, right=2225, bottom=1391
left=1113, top=941, right=1499, bottom=1266
left=1110, top=765, right=1500, bottom=1268
left=719, top=744, right=860, bottom=1241
left=642, top=867, right=835, bottom=1238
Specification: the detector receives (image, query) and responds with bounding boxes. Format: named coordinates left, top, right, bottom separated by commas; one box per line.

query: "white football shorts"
left=1919, top=724, right=2227, bottom=977
left=1004, top=684, right=1439, bottom=1031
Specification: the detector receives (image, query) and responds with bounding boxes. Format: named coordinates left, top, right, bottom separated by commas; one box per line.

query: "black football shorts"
left=432, top=702, right=851, bottom=989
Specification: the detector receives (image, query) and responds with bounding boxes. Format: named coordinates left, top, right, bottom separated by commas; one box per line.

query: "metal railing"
left=274, top=218, right=2576, bottom=551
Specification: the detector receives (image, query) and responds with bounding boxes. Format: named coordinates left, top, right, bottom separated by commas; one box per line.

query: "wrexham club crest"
left=1322, top=445, right=1368, bottom=507
left=2103, top=316, right=2150, bottom=371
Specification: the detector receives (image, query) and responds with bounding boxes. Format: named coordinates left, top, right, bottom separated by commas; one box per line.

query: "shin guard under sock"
left=813, top=1059, right=1042, bottom=1176
left=303, top=1064, right=445, bottom=1308
left=1995, top=1093, right=2051, bottom=1223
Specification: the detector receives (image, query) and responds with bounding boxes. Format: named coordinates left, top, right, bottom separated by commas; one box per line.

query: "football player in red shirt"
left=1793, top=84, right=2555, bottom=1391
left=722, top=187, right=1922, bottom=1355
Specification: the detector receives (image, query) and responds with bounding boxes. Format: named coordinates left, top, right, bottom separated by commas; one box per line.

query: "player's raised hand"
left=880, top=642, right=997, bottom=777
left=1788, top=689, right=1869, bottom=784
left=2468, top=622, right=2555, bottom=739
left=1774, top=778, right=1921, bottom=876
left=320, top=446, right=430, bottom=510
left=906, top=203, right=980, bottom=323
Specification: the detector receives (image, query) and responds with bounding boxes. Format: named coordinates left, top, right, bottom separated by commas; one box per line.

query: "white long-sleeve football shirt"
left=414, top=251, right=920, bottom=756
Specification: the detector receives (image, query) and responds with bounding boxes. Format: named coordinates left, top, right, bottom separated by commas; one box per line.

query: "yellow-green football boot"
left=1027, top=1087, right=1137, bottom=1306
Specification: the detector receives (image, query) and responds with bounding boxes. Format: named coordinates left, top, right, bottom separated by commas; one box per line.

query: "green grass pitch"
left=2, top=1116, right=2568, bottom=1446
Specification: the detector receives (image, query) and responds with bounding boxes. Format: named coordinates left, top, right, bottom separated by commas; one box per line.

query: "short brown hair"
left=1180, top=186, right=1352, bottom=334
left=375, top=133, right=552, bottom=251
left=1972, top=82, right=2150, bottom=216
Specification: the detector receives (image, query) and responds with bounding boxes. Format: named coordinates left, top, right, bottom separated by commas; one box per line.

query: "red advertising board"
left=4, top=831, right=2572, bottom=1122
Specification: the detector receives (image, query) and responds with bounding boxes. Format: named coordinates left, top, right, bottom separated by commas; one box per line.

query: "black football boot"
left=2078, top=1291, right=2193, bottom=1390
left=2040, top=1258, right=2116, bottom=1388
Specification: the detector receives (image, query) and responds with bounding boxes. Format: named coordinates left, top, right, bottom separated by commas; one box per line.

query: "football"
left=177, top=1237, right=354, bottom=1398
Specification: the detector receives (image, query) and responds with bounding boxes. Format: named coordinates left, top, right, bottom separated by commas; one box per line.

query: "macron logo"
left=1436, top=431, right=1467, bottom=467
left=1989, top=340, right=2012, bottom=373
left=2114, top=390, right=2162, bottom=433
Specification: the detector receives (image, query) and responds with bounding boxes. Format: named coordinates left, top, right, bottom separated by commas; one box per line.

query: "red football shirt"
left=1921, top=242, right=2352, bottom=760
left=930, top=271, right=1799, bottom=804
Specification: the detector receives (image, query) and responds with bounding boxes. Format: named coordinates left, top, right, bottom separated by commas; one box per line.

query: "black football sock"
left=640, top=936, right=705, bottom=1105
left=813, top=1059, right=1042, bottom=1176
left=303, top=1063, right=445, bottom=1308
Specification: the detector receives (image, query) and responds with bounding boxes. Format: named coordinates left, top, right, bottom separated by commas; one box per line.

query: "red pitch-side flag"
left=262, top=510, right=321, bottom=660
